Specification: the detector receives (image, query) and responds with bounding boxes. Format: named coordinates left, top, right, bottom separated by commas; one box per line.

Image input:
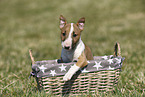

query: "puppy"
left=59, top=15, right=93, bottom=81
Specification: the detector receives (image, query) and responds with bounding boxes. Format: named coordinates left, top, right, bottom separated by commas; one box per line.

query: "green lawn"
left=0, top=0, right=145, bottom=96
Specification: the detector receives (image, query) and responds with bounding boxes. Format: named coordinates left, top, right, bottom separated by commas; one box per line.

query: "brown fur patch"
left=60, top=23, right=71, bottom=41
left=76, top=51, right=88, bottom=68
left=75, top=45, right=93, bottom=68
left=72, top=24, right=81, bottom=48
left=84, top=44, right=94, bottom=60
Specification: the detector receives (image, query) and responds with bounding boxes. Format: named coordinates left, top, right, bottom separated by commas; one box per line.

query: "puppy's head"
left=59, top=15, right=85, bottom=50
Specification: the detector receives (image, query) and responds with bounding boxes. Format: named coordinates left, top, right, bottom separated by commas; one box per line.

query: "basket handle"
left=114, top=42, right=121, bottom=57
left=29, top=49, right=35, bottom=64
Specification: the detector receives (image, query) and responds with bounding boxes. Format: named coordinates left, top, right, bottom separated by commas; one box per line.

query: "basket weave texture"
left=30, top=43, right=124, bottom=96
left=36, top=69, right=121, bottom=96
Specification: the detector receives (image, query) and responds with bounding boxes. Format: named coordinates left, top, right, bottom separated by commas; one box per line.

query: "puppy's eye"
left=73, top=32, right=77, bottom=37
left=62, top=31, right=66, bottom=36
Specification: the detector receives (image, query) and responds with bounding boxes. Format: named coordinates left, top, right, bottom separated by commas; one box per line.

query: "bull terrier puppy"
left=59, top=15, right=93, bottom=81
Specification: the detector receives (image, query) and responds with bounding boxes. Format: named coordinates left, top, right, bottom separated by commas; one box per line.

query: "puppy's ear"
left=77, top=17, right=85, bottom=31
left=59, top=15, right=67, bottom=29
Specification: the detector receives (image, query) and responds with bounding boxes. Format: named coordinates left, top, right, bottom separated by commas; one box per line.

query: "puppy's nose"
left=64, top=46, right=70, bottom=50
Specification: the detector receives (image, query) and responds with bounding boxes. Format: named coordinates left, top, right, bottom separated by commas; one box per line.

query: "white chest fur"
left=61, top=39, right=85, bottom=62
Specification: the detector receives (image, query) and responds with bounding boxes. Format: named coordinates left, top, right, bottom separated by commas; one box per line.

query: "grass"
left=0, top=0, right=145, bottom=96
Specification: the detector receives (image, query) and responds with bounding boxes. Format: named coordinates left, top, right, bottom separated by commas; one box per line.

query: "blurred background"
left=0, top=0, right=145, bottom=96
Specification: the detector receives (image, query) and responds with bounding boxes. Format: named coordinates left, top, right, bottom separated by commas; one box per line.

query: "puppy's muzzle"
left=64, top=46, right=70, bottom=50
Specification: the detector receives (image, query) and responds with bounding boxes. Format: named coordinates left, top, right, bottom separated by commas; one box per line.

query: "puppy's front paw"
left=63, top=72, right=73, bottom=81
left=63, top=64, right=80, bottom=81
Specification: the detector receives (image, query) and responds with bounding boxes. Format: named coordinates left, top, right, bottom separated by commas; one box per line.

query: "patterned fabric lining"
left=31, top=55, right=125, bottom=78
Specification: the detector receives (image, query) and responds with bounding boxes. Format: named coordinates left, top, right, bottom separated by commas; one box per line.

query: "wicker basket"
left=29, top=43, right=124, bottom=96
